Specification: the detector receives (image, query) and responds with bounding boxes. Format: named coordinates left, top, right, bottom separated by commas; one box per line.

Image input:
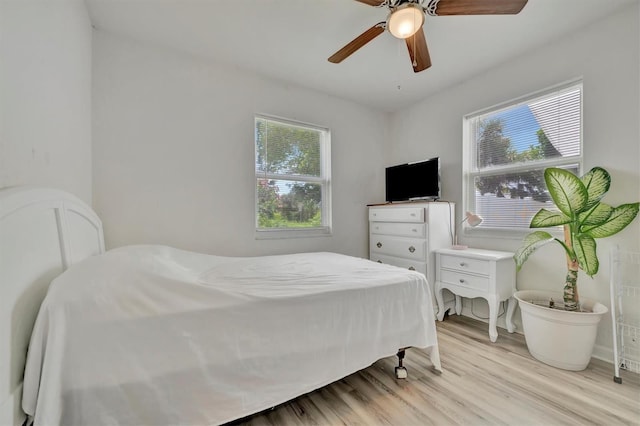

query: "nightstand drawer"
left=370, top=236, right=426, bottom=261
left=440, top=270, right=489, bottom=292
left=440, top=254, right=490, bottom=276
left=370, top=222, right=426, bottom=237
left=369, top=207, right=424, bottom=223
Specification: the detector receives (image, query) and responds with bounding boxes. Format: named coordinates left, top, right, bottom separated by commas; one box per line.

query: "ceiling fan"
left=328, top=0, right=529, bottom=73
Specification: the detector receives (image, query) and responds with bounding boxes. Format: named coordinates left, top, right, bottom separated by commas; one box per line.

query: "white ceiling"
left=86, top=0, right=637, bottom=112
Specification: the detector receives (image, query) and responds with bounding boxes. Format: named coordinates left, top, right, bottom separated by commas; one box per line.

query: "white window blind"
left=463, top=81, right=583, bottom=232
left=255, top=115, right=331, bottom=236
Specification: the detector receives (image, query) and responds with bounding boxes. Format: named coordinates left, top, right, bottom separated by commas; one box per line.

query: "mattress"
left=22, top=245, right=440, bottom=425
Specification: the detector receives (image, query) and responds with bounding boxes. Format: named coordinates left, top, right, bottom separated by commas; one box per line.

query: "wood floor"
left=228, top=315, right=640, bottom=426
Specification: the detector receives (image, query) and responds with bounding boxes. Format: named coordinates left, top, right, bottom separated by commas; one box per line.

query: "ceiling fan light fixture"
left=387, top=3, right=425, bottom=39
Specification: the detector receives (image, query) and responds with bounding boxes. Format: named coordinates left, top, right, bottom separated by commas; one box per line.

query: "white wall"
left=93, top=32, right=387, bottom=257
left=0, top=0, right=93, bottom=203
left=0, top=0, right=92, bottom=424
left=388, top=3, right=640, bottom=359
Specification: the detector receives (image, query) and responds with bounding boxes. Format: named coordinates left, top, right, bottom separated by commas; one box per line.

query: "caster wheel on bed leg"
left=395, top=366, right=407, bottom=379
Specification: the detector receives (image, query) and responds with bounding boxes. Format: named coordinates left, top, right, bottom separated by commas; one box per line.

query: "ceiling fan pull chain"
left=412, top=10, right=417, bottom=67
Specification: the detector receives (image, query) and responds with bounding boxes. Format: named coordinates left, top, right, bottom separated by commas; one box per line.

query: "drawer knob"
left=376, top=242, right=382, bottom=248
left=412, top=228, right=417, bottom=232
left=408, top=266, right=415, bottom=271
left=459, top=279, right=466, bottom=283
left=459, top=262, right=467, bottom=267
left=408, top=246, right=415, bottom=253
left=377, top=260, right=382, bottom=263
left=410, top=213, right=416, bottom=217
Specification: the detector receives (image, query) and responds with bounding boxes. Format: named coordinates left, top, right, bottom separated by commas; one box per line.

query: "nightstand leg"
left=488, top=296, right=498, bottom=342
left=455, top=295, right=462, bottom=315
left=506, top=296, right=516, bottom=333
left=435, top=285, right=446, bottom=321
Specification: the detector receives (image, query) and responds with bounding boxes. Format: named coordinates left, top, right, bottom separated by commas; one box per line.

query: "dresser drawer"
left=370, top=254, right=427, bottom=275
left=369, top=207, right=424, bottom=223
left=370, top=236, right=426, bottom=261
left=370, top=222, right=426, bottom=238
left=440, top=254, right=490, bottom=276
left=440, top=270, right=489, bottom=292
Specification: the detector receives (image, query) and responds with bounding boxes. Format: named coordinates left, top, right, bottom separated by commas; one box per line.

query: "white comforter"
left=22, top=245, right=441, bottom=425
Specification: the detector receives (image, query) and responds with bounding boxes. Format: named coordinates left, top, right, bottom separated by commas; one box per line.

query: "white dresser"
left=434, top=247, right=516, bottom=342
left=368, top=202, right=454, bottom=289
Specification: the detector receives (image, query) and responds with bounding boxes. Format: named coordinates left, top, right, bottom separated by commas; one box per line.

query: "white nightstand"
left=434, top=247, right=516, bottom=342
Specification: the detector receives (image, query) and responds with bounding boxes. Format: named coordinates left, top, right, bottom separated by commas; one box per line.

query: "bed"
left=0, top=186, right=442, bottom=426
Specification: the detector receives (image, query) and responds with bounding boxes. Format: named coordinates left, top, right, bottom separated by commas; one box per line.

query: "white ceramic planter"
left=514, top=290, right=608, bottom=371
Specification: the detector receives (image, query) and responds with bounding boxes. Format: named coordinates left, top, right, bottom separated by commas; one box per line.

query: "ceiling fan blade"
left=405, top=29, right=431, bottom=73
left=354, top=0, right=386, bottom=6
left=328, top=22, right=385, bottom=64
left=426, top=0, right=528, bottom=16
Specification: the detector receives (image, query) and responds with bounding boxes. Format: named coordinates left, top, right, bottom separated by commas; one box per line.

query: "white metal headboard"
left=0, top=186, right=104, bottom=425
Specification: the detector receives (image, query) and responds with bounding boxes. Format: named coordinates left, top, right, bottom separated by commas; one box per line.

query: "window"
left=463, top=81, right=582, bottom=234
left=255, top=115, right=331, bottom=238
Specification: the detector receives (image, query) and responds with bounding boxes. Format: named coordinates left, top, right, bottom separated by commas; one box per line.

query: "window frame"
left=254, top=114, right=332, bottom=239
left=462, top=79, right=583, bottom=239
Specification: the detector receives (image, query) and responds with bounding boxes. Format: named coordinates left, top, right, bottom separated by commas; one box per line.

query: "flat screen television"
left=385, top=157, right=440, bottom=202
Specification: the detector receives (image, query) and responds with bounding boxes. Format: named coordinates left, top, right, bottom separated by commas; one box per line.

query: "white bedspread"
left=22, top=245, right=440, bottom=425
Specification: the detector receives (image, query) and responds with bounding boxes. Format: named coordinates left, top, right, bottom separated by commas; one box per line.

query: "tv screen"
left=385, top=157, right=440, bottom=202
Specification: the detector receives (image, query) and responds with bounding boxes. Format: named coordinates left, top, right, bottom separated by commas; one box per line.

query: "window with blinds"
left=255, top=115, right=331, bottom=237
left=463, top=81, right=583, bottom=232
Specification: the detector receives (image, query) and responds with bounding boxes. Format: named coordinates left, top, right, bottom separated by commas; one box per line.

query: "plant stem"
left=564, top=268, right=579, bottom=311
left=563, top=224, right=579, bottom=311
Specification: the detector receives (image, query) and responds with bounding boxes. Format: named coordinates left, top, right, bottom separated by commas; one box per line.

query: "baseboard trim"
left=592, top=343, right=614, bottom=365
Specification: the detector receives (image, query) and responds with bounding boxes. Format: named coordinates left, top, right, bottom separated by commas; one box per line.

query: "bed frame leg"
left=395, top=348, right=407, bottom=379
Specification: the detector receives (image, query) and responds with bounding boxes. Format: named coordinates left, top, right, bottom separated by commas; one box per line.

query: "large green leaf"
left=514, top=231, right=555, bottom=270
left=581, top=167, right=611, bottom=210
left=584, top=203, right=640, bottom=238
left=574, top=234, right=598, bottom=276
left=545, top=168, right=588, bottom=217
left=578, top=203, right=613, bottom=226
left=530, top=208, right=571, bottom=228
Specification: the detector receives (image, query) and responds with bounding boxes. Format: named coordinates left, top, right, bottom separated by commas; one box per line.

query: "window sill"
left=255, top=227, right=332, bottom=240
left=463, top=226, right=565, bottom=241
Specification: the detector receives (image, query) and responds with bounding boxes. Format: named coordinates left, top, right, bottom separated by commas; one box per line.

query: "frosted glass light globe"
left=387, top=4, right=425, bottom=39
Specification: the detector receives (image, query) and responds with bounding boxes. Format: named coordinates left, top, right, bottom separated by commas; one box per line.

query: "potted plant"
left=513, top=166, right=639, bottom=370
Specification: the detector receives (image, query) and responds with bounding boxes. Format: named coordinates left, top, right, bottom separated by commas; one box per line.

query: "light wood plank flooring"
left=228, top=315, right=640, bottom=426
